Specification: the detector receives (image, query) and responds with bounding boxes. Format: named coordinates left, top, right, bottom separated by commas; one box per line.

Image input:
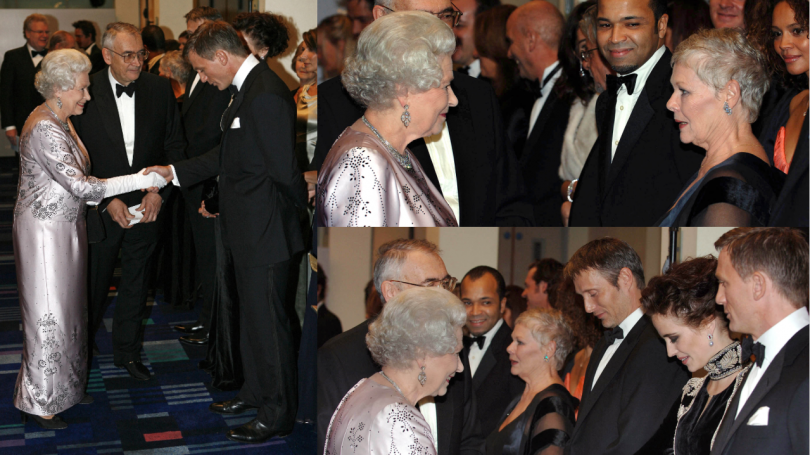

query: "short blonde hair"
left=514, top=308, right=574, bottom=368
left=672, top=28, right=770, bottom=123
left=35, top=49, right=90, bottom=100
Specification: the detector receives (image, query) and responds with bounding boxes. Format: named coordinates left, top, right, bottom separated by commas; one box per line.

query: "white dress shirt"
left=591, top=307, right=643, bottom=390
left=85, top=42, right=98, bottom=56
left=735, top=307, right=809, bottom=418
left=189, top=73, right=201, bottom=97
left=527, top=61, right=561, bottom=137
left=417, top=397, right=438, bottom=448
left=424, top=121, right=461, bottom=223
left=467, top=318, right=504, bottom=377
left=610, top=45, right=666, bottom=159
left=467, top=59, right=481, bottom=79
left=108, top=69, right=136, bottom=166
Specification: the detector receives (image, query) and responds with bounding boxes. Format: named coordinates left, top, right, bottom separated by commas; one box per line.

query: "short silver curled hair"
left=514, top=308, right=574, bottom=368
left=342, top=11, right=455, bottom=109
left=366, top=287, right=466, bottom=369
left=102, top=22, right=141, bottom=51
left=672, top=28, right=770, bottom=124
left=160, top=50, right=191, bottom=83
left=373, top=238, right=440, bottom=301
left=35, top=49, right=91, bottom=100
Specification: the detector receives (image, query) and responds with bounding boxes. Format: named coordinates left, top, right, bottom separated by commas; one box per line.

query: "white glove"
left=102, top=168, right=167, bottom=199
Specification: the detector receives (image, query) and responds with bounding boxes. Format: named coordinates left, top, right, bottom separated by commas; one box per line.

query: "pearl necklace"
left=362, top=115, right=413, bottom=170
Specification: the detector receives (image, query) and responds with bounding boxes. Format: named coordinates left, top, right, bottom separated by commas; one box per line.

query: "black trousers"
left=234, top=259, right=298, bottom=431
left=88, top=208, right=162, bottom=365
left=183, top=185, right=216, bottom=331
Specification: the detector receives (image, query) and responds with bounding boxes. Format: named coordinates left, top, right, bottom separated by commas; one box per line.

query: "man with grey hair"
left=0, top=13, right=49, bottom=154
left=318, top=238, right=484, bottom=455
left=506, top=1, right=569, bottom=226
left=47, top=30, right=76, bottom=51
left=71, top=22, right=185, bottom=381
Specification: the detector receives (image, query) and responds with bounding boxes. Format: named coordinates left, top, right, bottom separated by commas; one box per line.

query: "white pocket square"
left=230, top=117, right=241, bottom=129
left=747, top=406, right=769, bottom=426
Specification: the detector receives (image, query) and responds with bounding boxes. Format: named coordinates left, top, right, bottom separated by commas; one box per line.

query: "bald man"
left=48, top=31, right=76, bottom=51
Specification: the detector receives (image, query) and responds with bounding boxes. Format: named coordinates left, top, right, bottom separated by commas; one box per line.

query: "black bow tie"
left=31, top=49, right=46, bottom=58
left=606, top=73, right=638, bottom=96
left=527, top=64, right=562, bottom=99
left=464, top=335, right=486, bottom=350
left=741, top=336, right=765, bottom=368
left=604, top=326, right=624, bottom=345
left=116, top=83, right=135, bottom=98
left=228, top=84, right=238, bottom=96
left=458, top=65, right=470, bottom=75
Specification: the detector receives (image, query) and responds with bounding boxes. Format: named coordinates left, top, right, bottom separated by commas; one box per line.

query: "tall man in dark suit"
left=1, top=14, right=49, bottom=154
left=460, top=266, right=524, bottom=436
left=170, top=6, right=232, bottom=345
left=711, top=228, right=808, bottom=455
left=71, top=22, right=186, bottom=381
left=318, top=239, right=484, bottom=455
left=565, top=238, right=689, bottom=455
left=73, top=20, right=106, bottom=75
left=312, top=0, right=533, bottom=227
left=568, top=0, right=703, bottom=226
left=506, top=1, right=569, bottom=226
left=146, top=21, right=307, bottom=443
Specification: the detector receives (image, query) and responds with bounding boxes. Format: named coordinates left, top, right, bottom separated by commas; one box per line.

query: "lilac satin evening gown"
left=12, top=105, right=106, bottom=416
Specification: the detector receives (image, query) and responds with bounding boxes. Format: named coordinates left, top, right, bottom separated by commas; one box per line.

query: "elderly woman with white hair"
left=157, top=50, right=191, bottom=102
left=317, top=11, right=458, bottom=227
left=658, top=28, right=785, bottom=227
left=324, top=287, right=466, bottom=454
left=12, top=49, right=165, bottom=429
left=487, top=308, right=578, bottom=455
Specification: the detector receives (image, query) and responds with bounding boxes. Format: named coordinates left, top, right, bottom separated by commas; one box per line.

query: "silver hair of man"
left=101, top=22, right=141, bottom=51
left=35, top=49, right=91, bottom=100
left=342, top=11, right=455, bottom=109
left=672, top=28, right=770, bottom=124
left=372, top=238, right=440, bottom=302
left=514, top=308, right=575, bottom=368
left=366, top=287, right=466, bottom=369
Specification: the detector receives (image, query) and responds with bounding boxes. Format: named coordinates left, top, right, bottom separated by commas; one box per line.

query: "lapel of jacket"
left=94, top=69, right=129, bottom=167
left=132, top=75, right=151, bottom=169
left=575, top=335, right=607, bottom=429
left=521, top=90, right=559, bottom=160
left=222, top=63, right=263, bottom=146
left=182, top=72, right=199, bottom=115
left=471, top=323, right=507, bottom=390
left=435, top=392, right=454, bottom=455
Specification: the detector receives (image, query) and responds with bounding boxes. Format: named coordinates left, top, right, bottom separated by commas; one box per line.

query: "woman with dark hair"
left=232, top=12, right=289, bottom=60
left=503, top=285, right=527, bottom=329
left=642, top=257, right=748, bottom=455
left=318, top=14, right=355, bottom=80
left=664, top=0, right=712, bottom=52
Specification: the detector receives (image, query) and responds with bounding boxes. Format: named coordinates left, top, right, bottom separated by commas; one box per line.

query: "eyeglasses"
left=389, top=276, right=458, bottom=292
left=379, top=3, right=463, bottom=28
left=579, top=48, right=598, bottom=62
left=105, top=48, right=148, bottom=64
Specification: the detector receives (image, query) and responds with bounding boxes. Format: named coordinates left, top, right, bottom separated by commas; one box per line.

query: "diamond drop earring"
left=418, top=365, right=426, bottom=386
left=57, top=97, right=63, bottom=109
left=708, top=334, right=714, bottom=347
left=723, top=101, right=732, bottom=115
left=401, top=104, right=411, bottom=128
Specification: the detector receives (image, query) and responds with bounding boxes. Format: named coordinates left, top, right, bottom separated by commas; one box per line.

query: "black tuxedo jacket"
left=770, top=113, right=809, bottom=226
left=316, top=304, right=342, bottom=348
left=0, top=45, right=45, bottom=131
left=181, top=74, right=231, bottom=161
left=173, top=62, right=306, bottom=268
left=72, top=69, right=185, bottom=209
left=466, top=321, right=524, bottom=436
left=87, top=44, right=106, bottom=75
left=318, top=319, right=485, bottom=455
left=519, top=89, right=570, bottom=226
left=711, top=328, right=808, bottom=455
left=569, top=48, right=703, bottom=226
left=313, top=73, right=533, bottom=226
left=567, top=315, right=689, bottom=455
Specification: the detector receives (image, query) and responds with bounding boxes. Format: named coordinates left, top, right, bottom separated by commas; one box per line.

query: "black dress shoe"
left=179, top=335, right=209, bottom=346
left=79, top=394, right=94, bottom=404
left=115, top=360, right=151, bottom=381
left=226, top=418, right=291, bottom=443
left=209, top=397, right=257, bottom=415
left=172, top=323, right=205, bottom=334
left=21, top=411, right=68, bottom=430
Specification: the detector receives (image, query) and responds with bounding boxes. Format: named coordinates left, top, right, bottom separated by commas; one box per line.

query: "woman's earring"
left=56, top=97, right=62, bottom=109
left=708, top=334, right=714, bottom=347
left=418, top=365, right=427, bottom=386
left=723, top=101, right=732, bottom=115
left=544, top=355, right=549, bottom=362
left=401, top=104, right=411, bottom=128
left=580, top=62, right=585, bottom=77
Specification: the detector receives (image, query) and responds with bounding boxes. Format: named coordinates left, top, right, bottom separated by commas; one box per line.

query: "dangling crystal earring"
left=418, top=365, right=426, bottom=386
left=708, top=334, right=714, bottom=347
left=723, top=101, right=732, bottom=115
left=401, top=104, right=411, bottom=128
left=580, top=62, right=585, bottom=77
left=56, top=97, right=62, bottom=109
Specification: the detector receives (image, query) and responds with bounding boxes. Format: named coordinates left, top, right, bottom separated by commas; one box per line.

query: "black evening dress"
left=486, top=384, right=578, bottom=455
left=657, top=153, right=784, bottom=227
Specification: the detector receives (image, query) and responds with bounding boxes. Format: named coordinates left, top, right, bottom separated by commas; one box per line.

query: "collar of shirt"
left=616, top=45, right=665, bottom=98
left=468, top=59, right=481, bottom=79
left=86, top=42, right=96, bottom=55
left=108, top=67, right=133, bottom=92
left=232, top=54, right=260, bottom=92
left=316, top=300, right=325, bottom=311
left=615, top=307, right=644, bottom=343
left=147, top=53, right=163, bottom=70
left=27, top=43, right=44, bottom=62
left=471, top=318, right=504, bottom=354
left=754, top=306, right=809, bottom=372
left=541, top=61, right=561, bottom=93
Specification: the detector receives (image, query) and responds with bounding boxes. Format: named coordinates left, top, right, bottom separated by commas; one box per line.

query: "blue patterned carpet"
left=0, top=158, right=315, bottom=454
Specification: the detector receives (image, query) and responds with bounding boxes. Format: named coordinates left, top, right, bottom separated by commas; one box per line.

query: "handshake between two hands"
left=140, top=166, right=173, bottom=193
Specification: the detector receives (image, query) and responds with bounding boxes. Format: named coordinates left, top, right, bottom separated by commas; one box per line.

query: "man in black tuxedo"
left=312, top=0, right=533, bottom=227
left=71, top=23, right=186, bottom=381
left=568, top=0, right=702, bottom=226
left=452, top=0, right=497, bottom=78
left=318, top=239, right=484, bottom=455
left=460, top=266, right=524, bottom=436
left=170, top=6, right=232, bottom=345
left=316, top=269, right=342, bottom=348
left=565, top=237, right=689, bottom=455
left=146, top=21, right=306, bottom=443
left=506, top=1, right=569, bottom=226
left=73, top=20, right=106, bottom=75
left=0, top=14, right=49, bottom=154
left=141, top=25, right=165, bottom=75
left=711, top=228, right=808, bottom=455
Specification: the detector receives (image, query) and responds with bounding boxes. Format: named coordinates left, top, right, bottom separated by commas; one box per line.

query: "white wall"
left=319, top=228, right=374, bottom=331
left=155, top=0, right=194, bottom=40
left=263, top=0, right=318, bottom=90
left=437, top=227, right=499, bottom=281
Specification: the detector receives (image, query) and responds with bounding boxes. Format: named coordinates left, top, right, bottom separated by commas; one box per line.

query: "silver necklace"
left=378, top=371, right=405, bottom=397
left=44, top=102, right=70, bottom=133
left=362, top=115, right=413, bottom=170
